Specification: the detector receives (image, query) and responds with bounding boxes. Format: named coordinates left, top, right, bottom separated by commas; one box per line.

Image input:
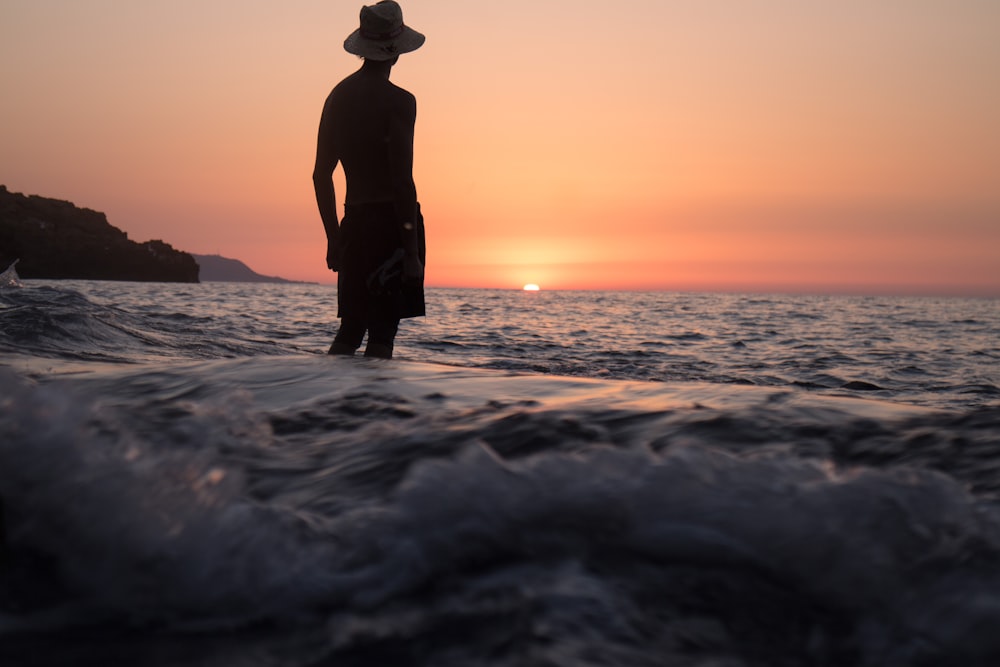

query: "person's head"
left=343, top=1, right=424, bottom=62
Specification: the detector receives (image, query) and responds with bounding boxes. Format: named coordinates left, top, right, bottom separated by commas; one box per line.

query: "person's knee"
left=369, top=317, right=399, bottom=346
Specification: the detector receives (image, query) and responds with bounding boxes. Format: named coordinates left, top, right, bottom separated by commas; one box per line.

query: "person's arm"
left=387, top=91, right=422, bottom=279
left=312, top=94, right=342, bottom=271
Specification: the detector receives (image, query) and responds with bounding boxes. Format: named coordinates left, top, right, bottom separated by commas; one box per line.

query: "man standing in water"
left=313, top=1, right=426, bottom=359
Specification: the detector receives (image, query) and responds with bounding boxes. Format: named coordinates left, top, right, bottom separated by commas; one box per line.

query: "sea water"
left=1, top=280, right=999, bottom=666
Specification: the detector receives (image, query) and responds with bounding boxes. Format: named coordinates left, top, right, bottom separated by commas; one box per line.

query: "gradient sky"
left=2, top=0, right=998, bottom=295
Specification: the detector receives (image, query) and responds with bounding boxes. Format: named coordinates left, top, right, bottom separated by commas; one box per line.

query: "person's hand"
left=403, top=253, right=423, bottom=282
left=326, top=237, right=342, bottom=272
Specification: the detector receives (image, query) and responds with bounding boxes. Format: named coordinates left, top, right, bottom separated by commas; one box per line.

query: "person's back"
left=325, top=72, right=417, bottom=207
left=313, top=1, right=425, bottom=360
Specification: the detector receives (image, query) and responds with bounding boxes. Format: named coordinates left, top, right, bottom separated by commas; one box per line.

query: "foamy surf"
left=3, top=355, right=1000, bottom=665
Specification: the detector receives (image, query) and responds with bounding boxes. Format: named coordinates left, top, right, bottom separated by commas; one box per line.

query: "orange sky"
left=2, top=1, right=998, bottom=295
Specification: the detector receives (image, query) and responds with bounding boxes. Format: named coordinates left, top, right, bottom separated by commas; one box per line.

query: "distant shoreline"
left=191, top=253, right=315, bottom=284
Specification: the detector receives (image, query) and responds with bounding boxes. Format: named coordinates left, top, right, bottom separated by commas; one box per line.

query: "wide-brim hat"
left=344, top=1, right=425, bottom=61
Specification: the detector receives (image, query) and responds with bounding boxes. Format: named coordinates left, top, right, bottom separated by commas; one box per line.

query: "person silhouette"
left=313, top=1, right=426, bottom=359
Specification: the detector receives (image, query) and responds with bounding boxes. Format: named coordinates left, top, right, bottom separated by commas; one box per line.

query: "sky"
left=2, top=0, right=998, bottom=295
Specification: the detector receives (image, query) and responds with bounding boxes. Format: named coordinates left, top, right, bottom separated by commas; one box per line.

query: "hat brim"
left=344, top=25, right=425, bottom=60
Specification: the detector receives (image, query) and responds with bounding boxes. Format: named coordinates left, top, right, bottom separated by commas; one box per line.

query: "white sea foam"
left=2, top=356, right=1000, bottom=664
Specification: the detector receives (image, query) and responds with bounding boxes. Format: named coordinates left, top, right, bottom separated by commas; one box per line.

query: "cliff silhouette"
left=0, top=185, right=199, bottom=282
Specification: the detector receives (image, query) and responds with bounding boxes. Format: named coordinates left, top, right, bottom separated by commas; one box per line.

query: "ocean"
left=1, top=279, right=999, bottom=666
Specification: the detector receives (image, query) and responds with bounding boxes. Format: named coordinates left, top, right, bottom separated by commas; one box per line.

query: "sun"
left=522, top=283, right=540, bottom=291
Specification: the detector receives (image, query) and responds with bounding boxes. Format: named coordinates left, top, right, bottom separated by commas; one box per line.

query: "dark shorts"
left=337, top=202, right=425, bottom=321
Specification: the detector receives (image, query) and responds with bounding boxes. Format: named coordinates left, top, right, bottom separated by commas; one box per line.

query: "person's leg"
left=364, top=314, right=399, bottom=359
left=0, top=493, right=7, bottom=568
left=329, top=317, right=366, bottom=355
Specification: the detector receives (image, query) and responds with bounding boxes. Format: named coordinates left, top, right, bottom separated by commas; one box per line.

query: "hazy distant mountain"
left=193, top=254, right=310, bottom=283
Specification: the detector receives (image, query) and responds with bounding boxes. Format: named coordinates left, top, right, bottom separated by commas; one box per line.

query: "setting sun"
left=523, top=284, right=540, bottom=292
left=1, top=2, right=998, bottom=296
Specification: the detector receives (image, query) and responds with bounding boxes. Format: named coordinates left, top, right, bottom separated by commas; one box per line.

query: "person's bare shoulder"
left=327, top=72, right=364, bottom=105
left=387, top=83, right=417, bottom=115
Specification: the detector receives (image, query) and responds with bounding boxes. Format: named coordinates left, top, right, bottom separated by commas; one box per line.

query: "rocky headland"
left=192, top=254, right=311, bottom=284
left=0, top=185, right=199, bottom=282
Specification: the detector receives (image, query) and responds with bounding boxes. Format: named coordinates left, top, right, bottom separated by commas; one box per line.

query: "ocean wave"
left=3, top=282, right=998, bottom=411
left=3, top=358, right=1000, bottom=664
